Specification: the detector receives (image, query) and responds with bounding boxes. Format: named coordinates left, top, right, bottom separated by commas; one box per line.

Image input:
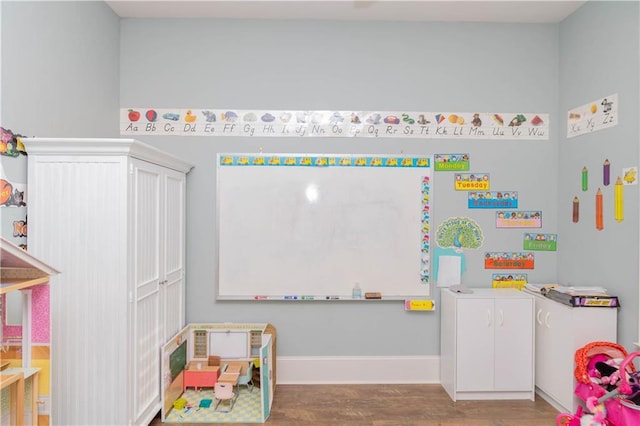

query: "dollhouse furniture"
left=1, top=236, right=59, bottom=426
left=1, top=370, right=24, bottom=425
left=183, top=362, right=220, bottom=391
left=24, top=138, right=193, bottom=426
left=440, top=288, right=535, bottom=401
left=237, top=362, right=254, bottom=392
left=161, top=322, right=277, bottom=423
left=218, top=371, right=240, bottom=389
left=224, top=363, right=243, bottom=375
left=213, top=382, right=235, bottom=412
left=1, top=367, right=41, bottom=426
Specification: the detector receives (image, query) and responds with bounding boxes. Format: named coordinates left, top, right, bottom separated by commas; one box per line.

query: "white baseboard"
left=275, top=355, right=440, bottom=384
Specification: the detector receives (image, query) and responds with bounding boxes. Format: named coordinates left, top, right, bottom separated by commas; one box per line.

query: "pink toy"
left=558, top=344, right=640, bottom=426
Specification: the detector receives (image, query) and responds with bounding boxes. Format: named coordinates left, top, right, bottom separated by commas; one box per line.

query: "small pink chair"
left=214, top=382, right=235, bottom=412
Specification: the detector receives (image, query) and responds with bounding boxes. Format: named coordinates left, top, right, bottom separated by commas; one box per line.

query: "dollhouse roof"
left=0, top=237, right=59, bottom=294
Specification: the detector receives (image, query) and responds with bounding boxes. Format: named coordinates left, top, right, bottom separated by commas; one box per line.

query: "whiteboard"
left=216, top=154, right=431, bottom=300
left=209, top=331, right=249, bottom=359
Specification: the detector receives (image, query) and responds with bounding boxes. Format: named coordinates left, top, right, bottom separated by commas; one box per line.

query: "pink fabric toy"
left=580, top=396, right=607, bottom=426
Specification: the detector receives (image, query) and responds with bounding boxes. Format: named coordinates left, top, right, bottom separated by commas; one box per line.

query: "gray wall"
left=1, top=1, right=120, bottom=137
left=558, top=1, right=640, bottom=349
left=2, top=1, right=638, bottom=357
left=120, top=19, right=560, bottom=356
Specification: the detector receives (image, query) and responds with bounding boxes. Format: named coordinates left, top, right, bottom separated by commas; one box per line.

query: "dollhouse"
left=1, top=236, right=59, bottom=425
left=161, top=323, right=276, bottom=423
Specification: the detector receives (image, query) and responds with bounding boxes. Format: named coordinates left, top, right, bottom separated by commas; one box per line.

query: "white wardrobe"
left=24, top=138, right=193, bottom=425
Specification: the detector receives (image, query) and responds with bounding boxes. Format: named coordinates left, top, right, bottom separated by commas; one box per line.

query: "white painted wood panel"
left=28, top=158, right=129, bottom=425
left=529, top=290, right=617, bottom=413
left=162, top=171, right=186, bottom=342
left=25, top=138, right=192, bottom=426
left=440, top=288, right=535, bottom=401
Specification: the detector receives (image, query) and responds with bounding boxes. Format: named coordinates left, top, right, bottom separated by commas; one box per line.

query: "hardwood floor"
left=151, top=384, right=561, bottom=426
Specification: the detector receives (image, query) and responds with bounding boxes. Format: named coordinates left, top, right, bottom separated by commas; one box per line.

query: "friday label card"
left=523, top=233, right=557, bottom=251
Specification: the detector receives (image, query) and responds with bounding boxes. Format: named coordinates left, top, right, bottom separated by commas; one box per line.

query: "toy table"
left=183, top=363, right=220, bottom=392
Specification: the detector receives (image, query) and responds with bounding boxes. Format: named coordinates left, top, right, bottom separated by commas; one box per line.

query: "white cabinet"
left=441, top=288, right=535, bottom=401
left=24, top=138, right=192, bottom=426
left=528, top=291, right=617, bottom=413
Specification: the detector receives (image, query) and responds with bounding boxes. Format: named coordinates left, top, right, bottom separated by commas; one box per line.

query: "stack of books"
left=523, top=283, right=559, bottom=294
left=541, top=286, right=619, bottom=308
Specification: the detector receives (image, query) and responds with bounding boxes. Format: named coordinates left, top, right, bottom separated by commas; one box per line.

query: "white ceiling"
left=105, top=0, right=587, bottom=23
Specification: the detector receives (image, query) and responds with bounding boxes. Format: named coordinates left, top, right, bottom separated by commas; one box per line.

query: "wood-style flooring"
left=151, top=384, right=561, bottom=426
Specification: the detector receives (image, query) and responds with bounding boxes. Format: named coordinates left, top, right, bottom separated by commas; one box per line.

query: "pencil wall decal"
left=603, top=159, right=610, bottom=186
left=596, top=188, right=603, bottom=230
left=582, top=167, right=588, bottom=191
left=614, top=176, right=624, bottom=222
left=573, top=196, right=580, bottom=223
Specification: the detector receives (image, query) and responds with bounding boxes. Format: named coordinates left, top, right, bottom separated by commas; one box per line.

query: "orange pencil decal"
left=595, top=188, right=603, bottom=230
left=572, top=196, right=579, bottom=223
left=614, top=176, right=624, bottom=222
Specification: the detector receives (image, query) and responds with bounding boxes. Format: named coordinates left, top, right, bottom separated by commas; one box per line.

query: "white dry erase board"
left=216, top=154, right=431, bottom=300
left=209, top=331, right=249, bottom=358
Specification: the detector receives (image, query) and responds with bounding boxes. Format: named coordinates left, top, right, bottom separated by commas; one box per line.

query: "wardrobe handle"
left=486, top=309, right=492, bottom=327
left=499, top=309, right=504, bottom=326
left=536, top=309, right=543, bottom=325
left=544, top=312, right=551, bottom=328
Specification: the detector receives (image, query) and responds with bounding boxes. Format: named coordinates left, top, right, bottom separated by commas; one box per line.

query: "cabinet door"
left=456, top=298, right=495, bottom=391
left=540, top=298, right=574, bottom=409
left=131, top=159, right=163, bottom=421
left=131, top=160, right=187, bottom=423
left=535, top=297, right=551, bottom=392
left=161, top=169, right=187, bottom=342
left=494, top=298, right=533, bottom=391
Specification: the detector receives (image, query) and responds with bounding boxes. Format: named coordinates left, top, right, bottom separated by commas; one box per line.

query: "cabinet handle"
left=499, top=309, right=504, bottom=326
left=536, top=309, right=543, bottom=325
left=544, top=312, right=551, bottom=328
left=486, top=309, right=492, bottom=327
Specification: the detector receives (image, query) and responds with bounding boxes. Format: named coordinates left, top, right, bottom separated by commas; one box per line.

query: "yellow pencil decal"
left=614, top=176, right=624, bottom=222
